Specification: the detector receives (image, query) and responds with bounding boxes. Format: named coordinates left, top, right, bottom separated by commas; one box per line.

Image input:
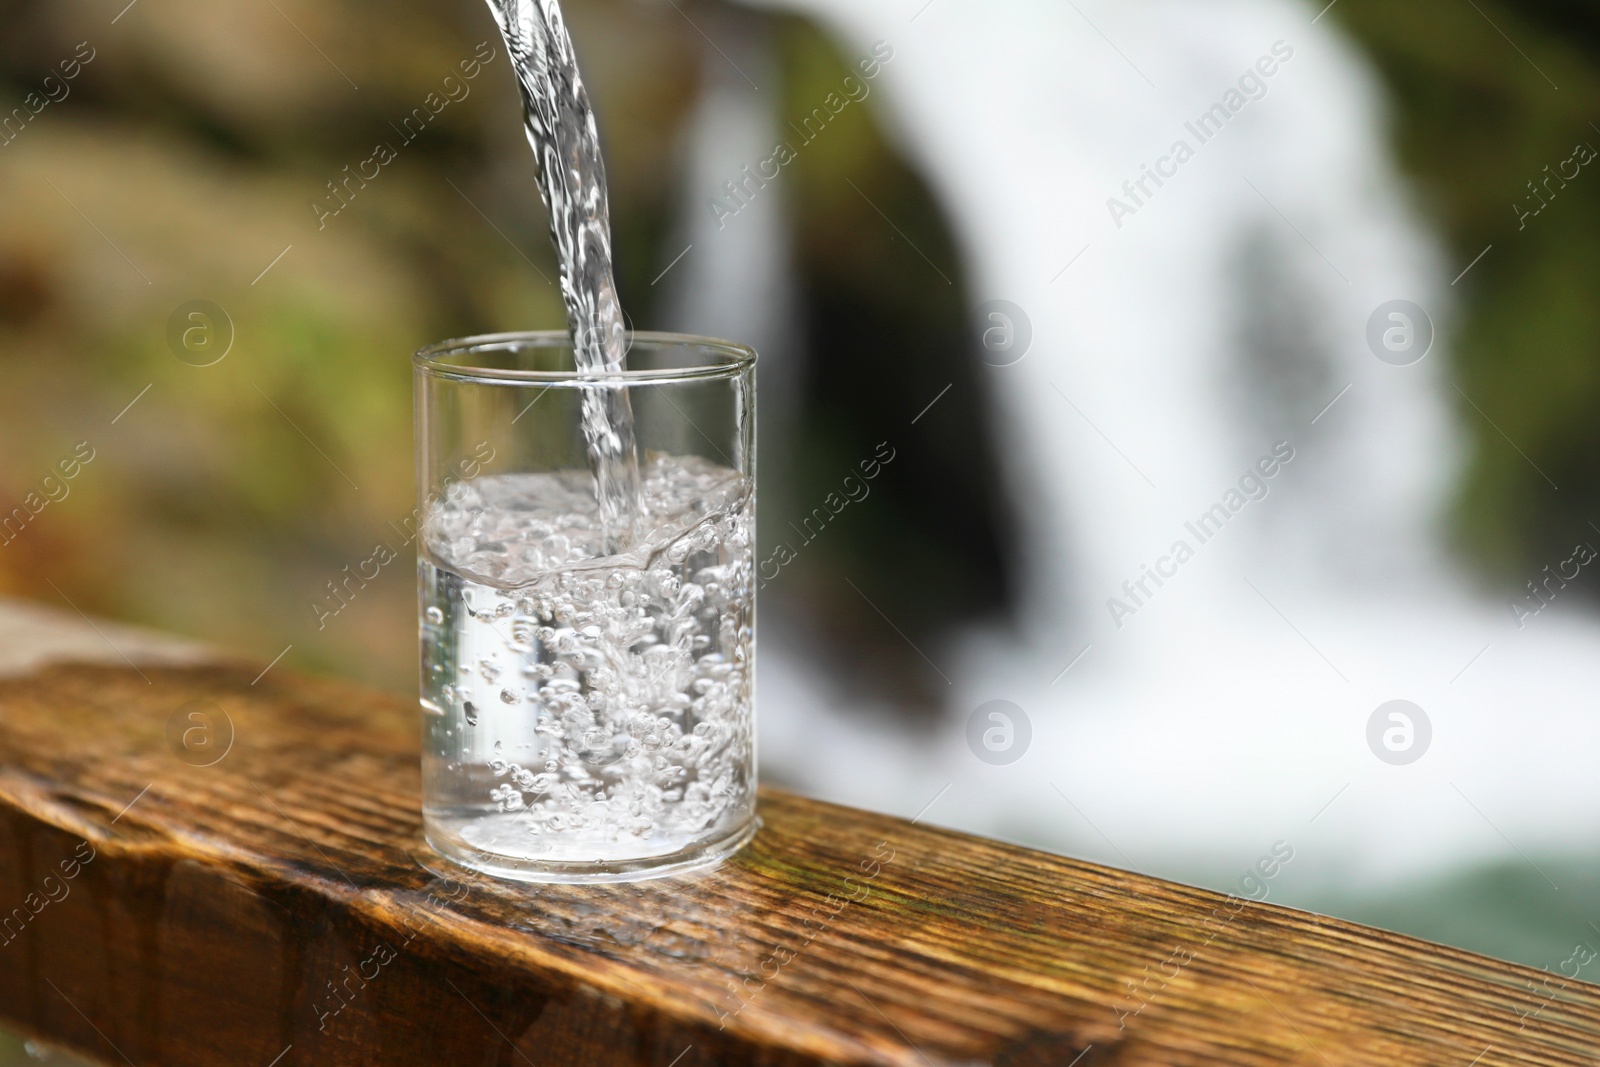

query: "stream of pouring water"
left=484, top=0, right=639, bottom=547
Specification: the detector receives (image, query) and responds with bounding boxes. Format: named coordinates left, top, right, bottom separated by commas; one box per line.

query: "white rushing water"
left=484, top=0, right=639, bottom=544
left=720, top=0, right=1600, bottom=889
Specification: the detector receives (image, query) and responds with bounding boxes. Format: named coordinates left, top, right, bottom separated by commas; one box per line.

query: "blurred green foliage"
left=1332, top=0, right=1600, bottom=583
left=0, top=0, right=681, bottom=690
left=0, top=0, right=1011, bottom=707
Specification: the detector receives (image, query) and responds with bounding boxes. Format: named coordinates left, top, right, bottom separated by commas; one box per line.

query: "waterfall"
left=719, top=0, right=1600, bottom=891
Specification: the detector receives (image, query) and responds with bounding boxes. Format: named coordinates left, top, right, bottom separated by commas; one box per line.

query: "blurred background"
left=3, top=0, right=1600, bottom=1053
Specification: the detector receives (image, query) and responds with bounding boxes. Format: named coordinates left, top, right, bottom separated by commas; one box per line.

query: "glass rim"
left=413, top=330, right=757, bottom=386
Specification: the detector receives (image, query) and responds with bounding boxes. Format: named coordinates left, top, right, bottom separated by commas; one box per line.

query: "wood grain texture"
left=0, top=641, right=1597, bottom=1064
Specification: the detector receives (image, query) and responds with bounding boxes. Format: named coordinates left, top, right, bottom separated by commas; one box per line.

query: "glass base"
left=424, top=814, right=760, bottom=884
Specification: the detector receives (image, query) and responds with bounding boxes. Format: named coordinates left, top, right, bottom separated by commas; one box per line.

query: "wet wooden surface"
left=0, top=601, right=1598, bottom=1066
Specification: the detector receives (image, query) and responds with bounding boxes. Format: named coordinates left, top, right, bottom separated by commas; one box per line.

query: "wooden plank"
left=0, top=600, right=1596, bottom=1065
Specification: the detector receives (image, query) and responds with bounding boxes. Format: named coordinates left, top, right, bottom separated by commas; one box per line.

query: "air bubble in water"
left=419, top=455, right=752, bottom=860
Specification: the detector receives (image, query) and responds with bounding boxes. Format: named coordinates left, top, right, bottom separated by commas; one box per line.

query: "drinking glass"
left=414, top=331, right=758, bottom=882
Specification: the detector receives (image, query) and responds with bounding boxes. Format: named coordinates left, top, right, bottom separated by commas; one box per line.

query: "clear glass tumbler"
left=414, top=332, right=758, bottom=882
